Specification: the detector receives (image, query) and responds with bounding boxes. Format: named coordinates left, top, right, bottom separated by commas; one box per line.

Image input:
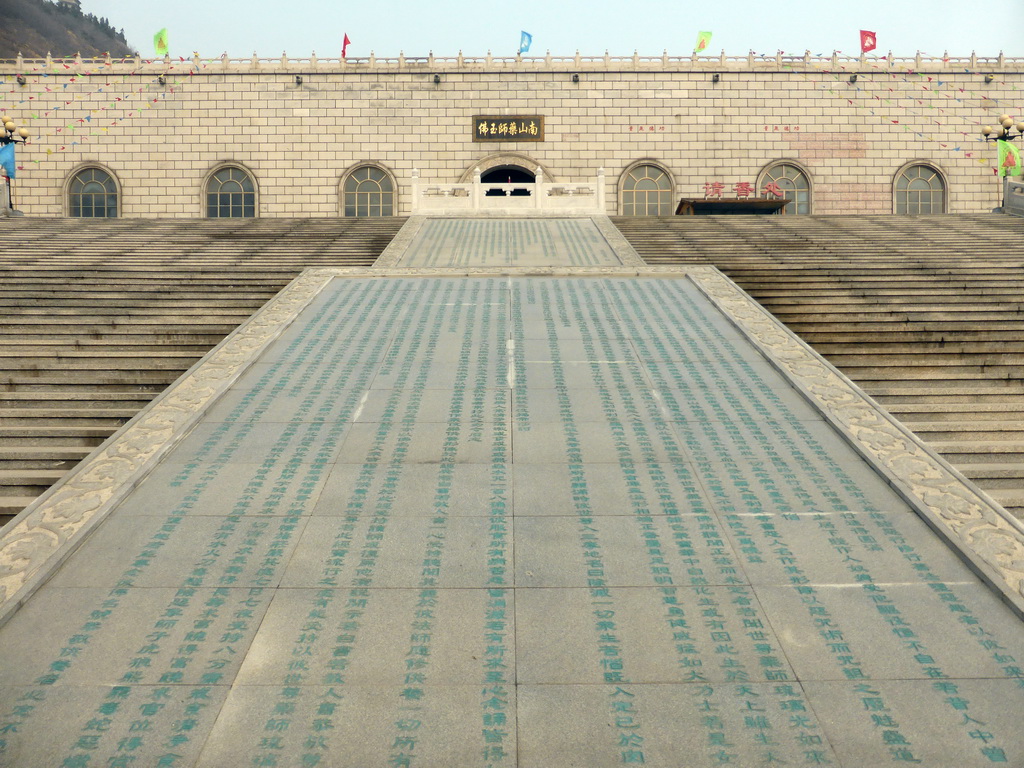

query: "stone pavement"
left=0, top=217, right=1023, bottom=767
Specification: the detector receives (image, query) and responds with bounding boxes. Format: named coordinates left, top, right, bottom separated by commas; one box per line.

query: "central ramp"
left=1, top=218, right=1023, bottom=767
left=397, top=219, right=623, bottom=267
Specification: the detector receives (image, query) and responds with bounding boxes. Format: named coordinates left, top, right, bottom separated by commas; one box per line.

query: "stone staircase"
left=4, top=213, right=1024, bottom=525
left=0, top=217, right=405, bottom=523
left=612, top=213, right=1024, bottom=518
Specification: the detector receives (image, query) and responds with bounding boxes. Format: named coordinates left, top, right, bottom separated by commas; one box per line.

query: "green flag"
left=997, top=140, right=1022, bottom=177
left=154, top=28, right=169, bottom=56
left=694, top=31, right=712, bottom=54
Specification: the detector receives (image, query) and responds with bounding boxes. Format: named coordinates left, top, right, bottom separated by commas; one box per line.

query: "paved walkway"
left=0, top=218, right=1023, bottom=767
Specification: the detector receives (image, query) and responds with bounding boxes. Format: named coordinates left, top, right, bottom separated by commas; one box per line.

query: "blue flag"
left=0, top=144, right=15, bottom=179
left=519, top=31, right=532, bottom=53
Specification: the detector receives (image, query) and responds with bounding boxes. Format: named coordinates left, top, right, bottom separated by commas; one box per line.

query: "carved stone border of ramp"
left=0, top=267, right=341, bottom=623
left=589, top=215, right=646, bottom=266
left=1, top=265, right=1023, bottom=624
left=373, top=215, right=427, bottom=268
left=692, top=266, right=1024, bottom=614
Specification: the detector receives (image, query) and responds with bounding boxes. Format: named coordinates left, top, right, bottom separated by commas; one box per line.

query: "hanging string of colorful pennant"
left=772, top=49, right=1023, bottom=173
left=1, top=55, right=216, bottom=167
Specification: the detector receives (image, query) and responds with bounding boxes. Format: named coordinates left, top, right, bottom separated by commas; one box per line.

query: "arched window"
left=759, top=162, right=811, bottom=214
left=621, top=163, right=673, bottom=216
left=69, top=167, right=117, bottom=217
left=206, top=167, right=256, bottom=218
left=895, top=164, right=946, bottom=214
left=343, top=165, right=395, bottom=216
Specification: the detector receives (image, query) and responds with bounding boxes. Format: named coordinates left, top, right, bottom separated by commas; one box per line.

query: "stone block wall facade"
left=1, top=51, right=1021, bottom=217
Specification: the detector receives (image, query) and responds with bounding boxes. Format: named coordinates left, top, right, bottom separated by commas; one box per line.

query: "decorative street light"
left=981, top=115, right=1024, bottom=211
left=0, top=116, right=29, bottom=215
left=981, top=115, right=1024, bottom=141
left=0, top=116, right=30, bottom=146
left=981, top=114, right=1024, bottom=142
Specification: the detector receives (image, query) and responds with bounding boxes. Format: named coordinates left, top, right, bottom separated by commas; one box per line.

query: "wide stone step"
left=825, top=352, right=1024, bottom=367
left=868, top=380, right=1024, bottom=394
left=928, top=440, right=1024, bottom=463
left=848, top=366, right=1024, bottom=380
left=0, top=446, right=91, bottom=468
left=961, top=462, right=1024, bottom=477
left=0, top=407, right=136, bottom=419
left=887, top=403, right=1024, bottom=421
left=0, top=325, right=241, bottom=338
left=0, top=297, right=271, bottom=308
left=0, top=283, right=280, bottom=293
left=760, top=298, right=1024, bottom=311
left=851, top=364, right=1024, bottom=380
left=805, top=335, right=1024, bottom=349
left=0, top=429, right=110, bottom=447
left=0, top=468, right=67, bottom=493
left=0, top=495, right=39, bottom=521
left=907, top=421, right=1024, bottom=440
left=2, top=308, right=259, bottom=319
left=0, top=354, right=204, bottom=370
left=0, top=340, right=217, bottom=353
left=964, top=466, right=1024, bottom=490
left=883, top=394, right=1024, bottom=407
left=787, top=322, right=1024, bottom=334
left=0, top=371, right=180, bottom=385
left=0, top=413, right=129, bottom=427
left=0, top=380, right=170, bottom=393
left=0, top=392, right=156, bottom=408
left=814, top=343, right=1024, bottom=357
left=773, top=310, right=1024, bottom=323
left=984, top=489, right=1024, bottom=513
left=753, top=286, right=1024, bottom=297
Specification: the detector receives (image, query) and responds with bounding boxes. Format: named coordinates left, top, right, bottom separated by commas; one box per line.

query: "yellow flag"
left=154, top=28, right=169, bottom=56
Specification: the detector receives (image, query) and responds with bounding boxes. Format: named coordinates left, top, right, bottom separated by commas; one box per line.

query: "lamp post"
left=981, top=115, right=1024, bottom=211
left=981, top=114, right=1024, bottom=143
left=0, top=116, right=29, bottom=216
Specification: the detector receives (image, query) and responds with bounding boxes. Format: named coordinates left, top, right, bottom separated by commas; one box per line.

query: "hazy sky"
left=81, top=0, right=1023, bottom=60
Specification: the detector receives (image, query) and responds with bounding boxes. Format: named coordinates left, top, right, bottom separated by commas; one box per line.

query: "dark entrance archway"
left=481, top=165, right=534, bottom=196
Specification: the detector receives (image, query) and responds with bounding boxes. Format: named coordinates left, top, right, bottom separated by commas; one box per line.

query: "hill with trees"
left=0, top=0, right=133, bottom=59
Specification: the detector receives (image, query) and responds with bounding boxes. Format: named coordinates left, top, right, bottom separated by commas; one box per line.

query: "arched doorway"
left=481, top=165, right=534, bottom=196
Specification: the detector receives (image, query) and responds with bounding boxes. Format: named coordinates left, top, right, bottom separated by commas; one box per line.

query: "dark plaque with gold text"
left=473, top=115, right=545, bottom=141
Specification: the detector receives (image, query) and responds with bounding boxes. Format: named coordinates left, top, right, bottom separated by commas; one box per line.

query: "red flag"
left=342, top=34, right=351, bottom=58
left=860, top=30, right=877, bottom=53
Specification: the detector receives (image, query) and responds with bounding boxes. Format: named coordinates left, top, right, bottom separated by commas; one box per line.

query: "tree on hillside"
left=0, top=0, right=134, bottom=58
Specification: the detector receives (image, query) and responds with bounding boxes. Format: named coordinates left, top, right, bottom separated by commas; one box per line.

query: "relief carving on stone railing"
left=692, top=267, right=1024, bottom=603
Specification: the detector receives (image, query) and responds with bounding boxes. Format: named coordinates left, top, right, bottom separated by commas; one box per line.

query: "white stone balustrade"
left=1004, top=179, right=1024, bottom=217
left=411, top=167, right=606, bottom=214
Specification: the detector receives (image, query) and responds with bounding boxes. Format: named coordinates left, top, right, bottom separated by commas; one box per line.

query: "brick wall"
left=2, top=53, right=1021, bottom=216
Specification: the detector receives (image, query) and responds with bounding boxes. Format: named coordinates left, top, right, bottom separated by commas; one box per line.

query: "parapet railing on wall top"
left=1, top=50, right=1022, bottom=75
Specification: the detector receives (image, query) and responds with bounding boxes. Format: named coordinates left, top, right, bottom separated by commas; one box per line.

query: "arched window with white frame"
left=894, top=163, right=946, bottom=214
left=343, top=165, right=395, bottom=217
left=206, top=166, right=256, bottom=218
left=757, top=162, right=811, bottom=214
left=68, top=166, right=118, bottom=217
left=620, top=163, right=674, bottom=216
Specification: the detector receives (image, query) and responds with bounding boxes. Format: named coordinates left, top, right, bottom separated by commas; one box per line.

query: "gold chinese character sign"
left=473, top=116, right=545, bottom=142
